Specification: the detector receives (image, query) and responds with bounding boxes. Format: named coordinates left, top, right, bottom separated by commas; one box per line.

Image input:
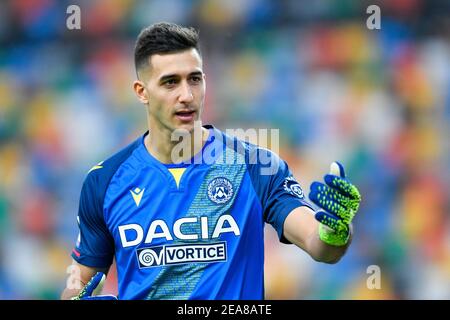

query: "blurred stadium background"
left=0, top=0, right=449, bottom=299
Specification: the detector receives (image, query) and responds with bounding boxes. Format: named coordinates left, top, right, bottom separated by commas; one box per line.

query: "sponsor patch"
left=137, top=242, right=227, bottom=268
left=283, top=176, right=304, bottom=198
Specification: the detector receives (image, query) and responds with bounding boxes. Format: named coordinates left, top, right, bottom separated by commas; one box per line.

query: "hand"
left=308, top=161, right=361, bottom=246
left=71, top=272, right=118, bottom=300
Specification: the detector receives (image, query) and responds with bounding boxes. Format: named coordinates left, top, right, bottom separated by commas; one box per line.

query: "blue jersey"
left=71, top=125, right=313, bottom=300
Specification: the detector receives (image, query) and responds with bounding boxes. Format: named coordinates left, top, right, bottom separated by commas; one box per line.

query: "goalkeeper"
left=63, top=160, right=361, bottom=299
left=61, top=22, right=361, bottom=300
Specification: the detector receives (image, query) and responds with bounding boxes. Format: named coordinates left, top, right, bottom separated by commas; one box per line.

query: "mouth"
left=174, top=109, right=196, bottom=122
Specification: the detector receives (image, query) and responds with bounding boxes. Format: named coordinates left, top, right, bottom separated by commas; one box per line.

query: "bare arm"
left=61, top=260, right=109, bottom=300
left=283, top=206, right=352, bottom=264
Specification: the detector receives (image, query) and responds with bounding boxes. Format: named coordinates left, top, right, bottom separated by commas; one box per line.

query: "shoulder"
left=210, top=126, right=285, bottom=171
left=214, top=128, right=287, bottom=176
left=82, top=134, right=143, bottom=192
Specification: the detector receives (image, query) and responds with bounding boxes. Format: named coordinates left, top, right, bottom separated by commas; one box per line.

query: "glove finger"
left=78, top=272, right=105, bottom=299
left=324, top=174, right=361, bottom=202
left=314, top=210, right=341, bottom=231
left=329, top=161, right=346, bottom=178
left=310, top=182, right=353, bottom=210
left=315, top=210, right=349, bottom=234
left=309, top=182, right=350, bottom=217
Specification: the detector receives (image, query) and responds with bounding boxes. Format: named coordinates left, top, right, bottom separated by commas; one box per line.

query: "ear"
left=133, top=80, right=149, bottom=105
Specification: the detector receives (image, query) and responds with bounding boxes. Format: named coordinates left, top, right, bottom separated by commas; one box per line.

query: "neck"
left=145, top=122, right=209, bottom=164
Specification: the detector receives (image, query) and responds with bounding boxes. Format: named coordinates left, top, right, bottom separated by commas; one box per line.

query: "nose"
left=178, top=82, right=194, bottom=104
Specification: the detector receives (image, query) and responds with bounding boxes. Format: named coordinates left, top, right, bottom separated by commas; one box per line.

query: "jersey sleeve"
left=247, top=147, right=314, bottom=244
left=72, top=173, right=115, bottom=268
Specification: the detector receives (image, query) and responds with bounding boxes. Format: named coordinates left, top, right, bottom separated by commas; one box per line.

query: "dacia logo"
left=118, top=214, right=240, bottom=248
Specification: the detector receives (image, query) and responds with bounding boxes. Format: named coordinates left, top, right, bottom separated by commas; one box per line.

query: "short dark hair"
left=134, top=22, right=200, bottom=74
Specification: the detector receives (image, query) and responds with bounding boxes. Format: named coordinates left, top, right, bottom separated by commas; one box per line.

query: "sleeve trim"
left=71, top=251, right=113, bottom=269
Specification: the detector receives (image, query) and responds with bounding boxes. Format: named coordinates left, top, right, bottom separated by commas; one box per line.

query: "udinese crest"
left=207, top=177, right=234, bottom=204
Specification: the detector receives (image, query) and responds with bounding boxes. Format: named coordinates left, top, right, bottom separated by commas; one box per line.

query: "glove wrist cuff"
left=318, top=223, right=349, bottom=246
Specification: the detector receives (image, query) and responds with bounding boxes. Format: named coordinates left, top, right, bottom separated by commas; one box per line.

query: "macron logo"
left=130, top=187, right=145, bottom=207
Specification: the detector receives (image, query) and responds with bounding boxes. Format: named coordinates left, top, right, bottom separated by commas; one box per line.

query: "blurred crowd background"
left=0, top=0, right=449, bottom=299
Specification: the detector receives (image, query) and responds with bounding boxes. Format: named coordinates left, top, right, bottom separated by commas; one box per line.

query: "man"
left=61, top=22, right=361, bottom=300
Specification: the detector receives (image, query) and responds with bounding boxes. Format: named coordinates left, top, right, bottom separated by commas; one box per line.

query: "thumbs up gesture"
left=308, top=162, right=361, bottom=246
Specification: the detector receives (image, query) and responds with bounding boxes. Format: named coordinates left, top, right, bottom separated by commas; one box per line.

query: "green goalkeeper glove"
left=308, top=161, right=361, bottom=246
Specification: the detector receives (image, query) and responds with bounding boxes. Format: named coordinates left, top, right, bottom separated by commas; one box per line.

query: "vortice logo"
left=137, top=242, right=227, bottom=268
left=138, top=246, right=164, bottom=267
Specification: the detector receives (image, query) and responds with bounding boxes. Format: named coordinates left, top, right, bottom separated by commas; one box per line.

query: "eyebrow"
left=159, top=71, right=203, bottom=84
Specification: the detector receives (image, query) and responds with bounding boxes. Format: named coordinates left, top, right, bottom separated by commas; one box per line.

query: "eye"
left=163, top=78, right=178, bottom=88
left=165, top=79, right=177, bottom=85
left=190, top=76, right=202, bottom=83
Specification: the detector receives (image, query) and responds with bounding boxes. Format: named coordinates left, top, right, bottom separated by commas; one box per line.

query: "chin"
left=177, top=120, right=202, bottom=133
left=172, top=123, right=195, bottom=134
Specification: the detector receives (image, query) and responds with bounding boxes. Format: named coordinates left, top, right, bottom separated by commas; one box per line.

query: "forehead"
left=148, top=48, right=203, bottom=79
